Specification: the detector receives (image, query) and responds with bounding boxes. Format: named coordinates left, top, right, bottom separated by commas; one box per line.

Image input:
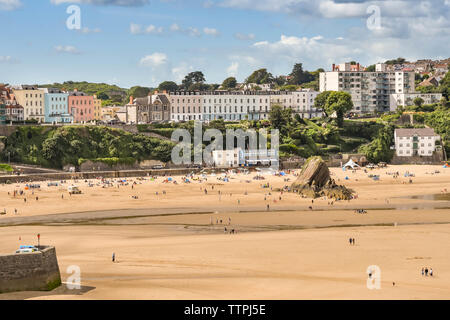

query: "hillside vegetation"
left=0, top=126, right=174, bottom=169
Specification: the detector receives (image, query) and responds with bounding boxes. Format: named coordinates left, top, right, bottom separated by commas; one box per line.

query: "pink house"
left=68, top=90, right=95, bottom=123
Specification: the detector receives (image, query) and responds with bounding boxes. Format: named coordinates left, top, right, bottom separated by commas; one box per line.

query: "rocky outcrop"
left=291, top=156, right=353, bottom=200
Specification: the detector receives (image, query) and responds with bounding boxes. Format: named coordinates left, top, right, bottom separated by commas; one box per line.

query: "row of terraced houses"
left=1, top=62, right=444, bottom=125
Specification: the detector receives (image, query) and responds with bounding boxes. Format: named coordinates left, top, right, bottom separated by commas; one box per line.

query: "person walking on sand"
left=267, top=204, right=270, bottom=211
left=430, top=268, right=433, bottom=277
left=422, top=268, right=424, bottom=276
left=425, top=268, right=429, bottom=276
left=112, top=253, right=116, bottom=263
left=349, top=238, right=353, bottom=245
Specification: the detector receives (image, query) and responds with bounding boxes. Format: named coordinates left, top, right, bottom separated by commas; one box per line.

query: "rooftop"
left=395, top=128, right=437, bottom=138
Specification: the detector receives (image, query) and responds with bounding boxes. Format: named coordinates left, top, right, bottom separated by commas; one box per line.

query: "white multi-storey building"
left=394, top=128, right=440, bottom=157
left=168, top=89, right=321, bottom=122
left=320, top=63, right=415, bottom=114
left=389, top=92, right=443, bottom=111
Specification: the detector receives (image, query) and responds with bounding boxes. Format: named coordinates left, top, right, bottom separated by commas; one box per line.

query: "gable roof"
left=395, top=128, right=437, bottom=138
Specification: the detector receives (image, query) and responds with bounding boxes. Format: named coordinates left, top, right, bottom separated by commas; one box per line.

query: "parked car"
left=68, top=185, right=82, bottom=195
left=152, top=165, right=165, bottom=170
left=15, top=246, right=39, bottom=254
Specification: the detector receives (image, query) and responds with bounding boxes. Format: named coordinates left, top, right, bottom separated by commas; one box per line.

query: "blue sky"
left=1, top=0, right=449, bottom=88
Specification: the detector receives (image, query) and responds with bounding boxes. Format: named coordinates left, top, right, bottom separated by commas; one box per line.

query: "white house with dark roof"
left=394, top=128, right=440, bottom=157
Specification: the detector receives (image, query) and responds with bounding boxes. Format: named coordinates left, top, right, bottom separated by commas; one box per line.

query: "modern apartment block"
left=394, top=128, right=440, bottom=157
left=12, top=85, right=45, bottom=122
left=43, top=88, right=72, bottom=123
left=320, top=63, right=415, bottom=114
left=168, top=89, right=320, bottom=122
left=68, top=90, right=95, bottom=123
left=389, top=92, right=443, bottom=111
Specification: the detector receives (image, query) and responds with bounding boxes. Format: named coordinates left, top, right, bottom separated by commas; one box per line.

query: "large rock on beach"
left=291, top=156, right=353, bottom=200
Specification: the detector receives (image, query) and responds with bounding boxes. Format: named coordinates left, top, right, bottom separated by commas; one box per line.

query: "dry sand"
left=0, top=164, right=449, bottom=299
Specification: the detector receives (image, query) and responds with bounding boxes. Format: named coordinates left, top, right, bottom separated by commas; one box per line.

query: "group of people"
left=349, top=238, right=356, bottom=245
left=421, top=267, right=434, bottom=277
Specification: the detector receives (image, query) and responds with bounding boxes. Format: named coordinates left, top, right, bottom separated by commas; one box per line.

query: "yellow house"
left=93, top=95, right=102, bottom=121
left=101, top=106, right=122, bottom=122
left=12, top=85, right=45, bottom=122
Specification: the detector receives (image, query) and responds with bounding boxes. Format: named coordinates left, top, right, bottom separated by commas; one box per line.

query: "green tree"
left=288, top=63, right=314, bottom=85
left=323, top=92, right=353, bottom=127
left=158, top=81, right=178, bottom=92
left=314, top=91, right=332, bottom=112
left=413, top=97, right=424, bottom=107
left=221, top=77, right=237, bottom=89
left=127, top=86, right=151, bottom=102
left=365, top=65, right=376, bottom=72
left=96, top=92, right=109, bottom=100
left=269, top=105, right=292, bottom=135
left=245, top=68, right=273, bottom=84
left=182, top=71, right=206, bottom=90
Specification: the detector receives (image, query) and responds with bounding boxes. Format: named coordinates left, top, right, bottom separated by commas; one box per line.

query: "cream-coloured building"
left=394, top=128, right=440, bottom=157
left=12, top=85, right=45, bottom=122
left=93, top=95, right=102, bottom=121
left=212, top=148, right=244, bottom=168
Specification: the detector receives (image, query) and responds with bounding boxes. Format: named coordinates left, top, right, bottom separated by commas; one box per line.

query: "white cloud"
left=50, top=0, right=149, bottom=6
left=203, top=27, right=220, bottom=37
left=0, top=55, right=12, bottom=63
left=130, top=23, right=141, bottom=35
left=171, top=63, right=194, bottom=83
left=145, top=25, right=164, bottom=34
left=170, top=23, right=180, bottom=32
left=130, top=23, right=163, bottom=35
left=80, top=27, right=101, bottom=34
left=234, top=33, right=255, bottom=41
left=227, top=62, right=239, bottom=77
left=54, top=45, right=81, bottom=54
left=139, top=53, right=168, bottom=67
left=130, top=23, right=218, bottom=37
left=0, top=0, right=21, bottom=10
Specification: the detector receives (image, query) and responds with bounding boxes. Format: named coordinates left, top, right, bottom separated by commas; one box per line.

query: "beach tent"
left=343, top=159, right=360, bottom=169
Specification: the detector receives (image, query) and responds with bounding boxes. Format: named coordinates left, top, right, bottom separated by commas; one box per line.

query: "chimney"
left=332, top=64, right=336, bottom=71
left=129, top=96, right=134, bottom=104
left=357, top=63, right=360, bottom=71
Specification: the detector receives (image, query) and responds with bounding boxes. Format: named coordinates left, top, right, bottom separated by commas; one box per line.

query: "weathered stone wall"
left=0, top=168, right=199, bottom=184
left=79, top=160, right=140, bottom=172
left=0, top=246, right=61, bottom=294
left=391, top=150, right=445, bottom=165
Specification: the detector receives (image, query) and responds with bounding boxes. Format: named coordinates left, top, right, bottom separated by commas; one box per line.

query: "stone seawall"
left=0, top=246, right=61, bottom=294
left=0, top=168, right=200, bottom=184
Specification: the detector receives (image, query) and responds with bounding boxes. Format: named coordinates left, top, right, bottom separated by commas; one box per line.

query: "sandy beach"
left=0, top=164, right=449, bottom=300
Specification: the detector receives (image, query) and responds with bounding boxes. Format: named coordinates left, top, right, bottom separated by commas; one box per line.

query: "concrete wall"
left=0, top=246, right=61, bottom=294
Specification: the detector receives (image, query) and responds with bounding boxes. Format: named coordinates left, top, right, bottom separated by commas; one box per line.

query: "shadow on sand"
left=0, top=284, right=96, bottom=300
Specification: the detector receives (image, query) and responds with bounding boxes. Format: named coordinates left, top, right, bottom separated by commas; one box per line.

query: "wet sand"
left=0, top=164, right=449, bottom=299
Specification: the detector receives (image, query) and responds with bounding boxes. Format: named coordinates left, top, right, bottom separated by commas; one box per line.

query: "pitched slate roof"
left=395, top=128, right=437, bottom=138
